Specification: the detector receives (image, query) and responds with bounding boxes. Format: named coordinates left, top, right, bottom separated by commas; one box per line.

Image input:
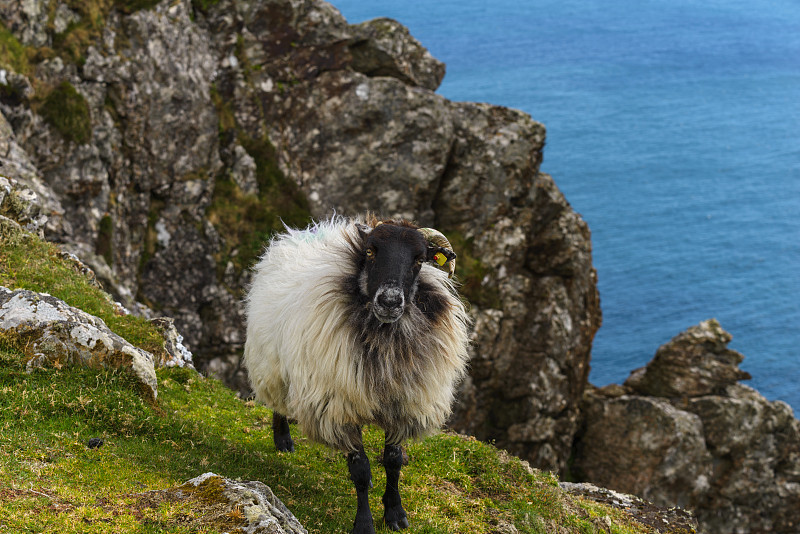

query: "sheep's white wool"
left=244, top=215, right=471, bottom=451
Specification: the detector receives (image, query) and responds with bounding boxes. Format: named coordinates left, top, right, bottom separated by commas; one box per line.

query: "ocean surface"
left=333, top=0, right=800, bottom=412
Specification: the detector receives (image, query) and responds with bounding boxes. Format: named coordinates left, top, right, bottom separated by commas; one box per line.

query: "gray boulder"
left=0, top=286, right=158, bottom=400
left=178, top=472, right=307, bottom=534
left=572, top=390, right=713, bottom=510
left=560, top=482, right=698, bottom=534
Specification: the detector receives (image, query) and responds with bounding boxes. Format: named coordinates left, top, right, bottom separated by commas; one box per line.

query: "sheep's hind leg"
left=382, top=442, right=409, bottom=531
left=347, top=428, right=375, bottom=534
left=272, top=412, right=294, bottom=452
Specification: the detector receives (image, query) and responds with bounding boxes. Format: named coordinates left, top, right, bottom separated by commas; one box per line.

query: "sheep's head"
left=358, top=221, right=456, bottom=324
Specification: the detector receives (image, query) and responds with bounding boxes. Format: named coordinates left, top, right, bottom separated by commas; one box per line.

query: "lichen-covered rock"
left=571, top=320, right=800, bottom=534
left=178, top=472, right=307, bottom=534
left=571, top=391, right=713, bottom=510
left=0, top=110, right=66, bottom=237
left=0, top=286, right=158, bottom=400
left=149, top=316, right=195, bottom=369
left=559, top=482, right=698, bottom=534
left=683, top=384, right=800, bottom=534
left=265, top=70, right=455, bottom=221
left=78, top=0, right=222, bottom=293
left=349, top=17, right=446, bottom=91
left=625, top=318, right=752, bottom=397
left=439, top=105, right=599, bottom=472
left=0, top=0, right=52, bottom=47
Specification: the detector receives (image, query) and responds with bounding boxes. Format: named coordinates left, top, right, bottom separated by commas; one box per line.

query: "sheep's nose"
left=373, top=286, right=405, bottom=323
left=377, top=288, right=403, bottom=308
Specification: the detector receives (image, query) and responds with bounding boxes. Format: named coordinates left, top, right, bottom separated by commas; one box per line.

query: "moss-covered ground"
left=0, top=227, right=661, bottom=534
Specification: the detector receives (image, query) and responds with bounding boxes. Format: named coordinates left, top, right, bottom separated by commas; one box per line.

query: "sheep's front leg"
left=382, top=442, right=409, bottom=531
left=272, top=412, right=294, bottom=452
left=347, top=429, right=375, bottom=534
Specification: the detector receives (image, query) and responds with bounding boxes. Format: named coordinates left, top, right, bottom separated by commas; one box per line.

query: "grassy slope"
left=0, top=352, right=656, bottom=534
left=0, top=226, right=164, bottom=356
left=0, top=230, right=661, bottom=534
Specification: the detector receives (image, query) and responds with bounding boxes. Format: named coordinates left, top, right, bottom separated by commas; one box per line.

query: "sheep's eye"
left=414, top=257, right=424, bottom=268
left=365, top=248, right=375, bottom=259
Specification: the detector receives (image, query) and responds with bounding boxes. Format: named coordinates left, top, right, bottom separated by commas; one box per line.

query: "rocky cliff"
left=0, top=0, right=600, bottom=474
left=571, top=320, right=800, bottom=534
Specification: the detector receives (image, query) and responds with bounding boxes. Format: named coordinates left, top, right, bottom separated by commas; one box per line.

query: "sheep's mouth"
left=372, top=286, right=405, bottom=324
left=372, top=306, right=403, bottom=324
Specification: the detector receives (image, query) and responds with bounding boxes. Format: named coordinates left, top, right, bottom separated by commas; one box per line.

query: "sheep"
left=243, top=214, right=471, bottom=534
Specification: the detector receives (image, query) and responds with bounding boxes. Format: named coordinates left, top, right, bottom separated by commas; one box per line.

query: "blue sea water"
left=333, top=0, right=800, bottom=412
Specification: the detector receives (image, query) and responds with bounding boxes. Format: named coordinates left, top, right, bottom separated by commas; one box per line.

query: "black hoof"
left=385, top=517, right=409, bottom=531
left=274, top=435, right=294, bottom=452
left=384, top=507, right=408, bottom=531
left=351, top=516, right=376, bottom=534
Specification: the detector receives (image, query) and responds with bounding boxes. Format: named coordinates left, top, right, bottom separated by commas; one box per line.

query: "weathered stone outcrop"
left=0, top=112, right=65, bottom=237
left=177, top=472, right=307, bottom=534
left=349, top=17, right=445, bottom=91
left=2, top=0, right=240, bottom=382
left=1, top=0, right=600, bottom=473
left=625, top=318, right=752, bottom=397
left=0, top=286, right=159, bottom=399
left=560, top=482, right=698, bottom=534
left=571, top=320, right=800, bottom=534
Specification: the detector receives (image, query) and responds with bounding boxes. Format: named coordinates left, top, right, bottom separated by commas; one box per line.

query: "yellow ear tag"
left=434, top=252, right=448, bottom=266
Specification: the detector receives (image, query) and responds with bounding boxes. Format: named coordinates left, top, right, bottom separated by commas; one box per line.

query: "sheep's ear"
left=427, top=246, right=456, bottom=267
left=355, top=223, right=372, bottom=239
left=419, top=227, right=457, bottom=278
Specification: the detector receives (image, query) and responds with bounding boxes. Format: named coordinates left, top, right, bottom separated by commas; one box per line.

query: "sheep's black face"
left=360, top=224, right=431, bottom=324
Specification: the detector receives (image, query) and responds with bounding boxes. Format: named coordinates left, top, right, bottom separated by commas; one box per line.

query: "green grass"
left=0, top=22, right=31, bottom=75
left=0, top=345, right=658, bottom=534
left=0, top=226, right=164, bottom=357
left=37, top=81, right=93, bottom=144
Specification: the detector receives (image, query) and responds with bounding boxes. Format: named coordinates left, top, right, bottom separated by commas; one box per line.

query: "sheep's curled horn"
left=419, top=227, right=457, bottom=278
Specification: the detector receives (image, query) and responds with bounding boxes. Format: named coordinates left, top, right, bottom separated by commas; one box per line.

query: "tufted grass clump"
left=0, top=22, right=31, bottom=75
left=38, top=80, right=93, bottom=145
